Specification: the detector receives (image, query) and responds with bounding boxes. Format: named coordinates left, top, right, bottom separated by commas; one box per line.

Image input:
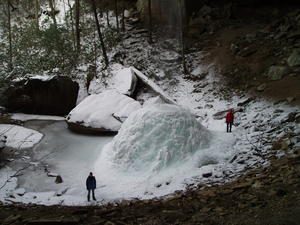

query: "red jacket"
left=226, top=111, right=234, bottom=123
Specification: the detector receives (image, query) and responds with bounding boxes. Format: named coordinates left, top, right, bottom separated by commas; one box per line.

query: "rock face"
left=4, top=76, right=79, bottom=116
left=67, top=90, right=142, bottom=134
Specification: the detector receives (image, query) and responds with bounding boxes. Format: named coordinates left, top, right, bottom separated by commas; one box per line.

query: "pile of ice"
left=103, top=104, right=211, bottom=172
left=93, top=104, right=219, bottom=198
left=67, top=90, right=141, bottom=132
left=0, top=125, right=43, bottom=149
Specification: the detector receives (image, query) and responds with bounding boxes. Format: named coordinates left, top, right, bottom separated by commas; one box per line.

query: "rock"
left=47, top=172, right=59, bottom=177
left=4, top=75, right=79, bottom=116
left=237, top=97, right=254, bottom=106
left=213, top=107, right=243, bottom=120
left=238, top=47, right=257, bottom=57
left=287, top=96, right=296, bottom=103
left=257, top=83, right=267, bottom=92
left=14, top=188, right=26, bottom=196
left=287, top=49, right=300, bottom=66
left=67, top=90, right=142, bottom=134
left=0, top=135, right=7, bottom=150
left=26, top=218, right=79, bottom=225
left=55, top=175, right=63, bottom=184
left=272, top=138, right=291, bottom=150
left=111, top=68, right=137, bottom=97
left=267, top=66, right=289, bottom=80
left=3, top=215, right=22, bottom=225
left=55, top=187, right=68, bottom=196
left=159, top=51, right=181, bottom=63
left=202, top=172, right=213, bottom=178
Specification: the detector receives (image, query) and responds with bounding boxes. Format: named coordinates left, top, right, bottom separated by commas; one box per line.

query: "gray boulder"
left=267, top=66, right=289, bottom=80
left=287, top=49, right=300, bottom=67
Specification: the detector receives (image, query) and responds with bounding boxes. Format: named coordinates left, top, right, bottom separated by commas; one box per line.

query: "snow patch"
left=0, top=125, right=43, bottom=149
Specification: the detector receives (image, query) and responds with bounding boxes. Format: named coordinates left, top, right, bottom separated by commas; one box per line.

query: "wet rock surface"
left=4, top=76, right=79, bottom=116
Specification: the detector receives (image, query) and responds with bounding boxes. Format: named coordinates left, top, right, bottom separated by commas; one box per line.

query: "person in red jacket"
left=226, top=109, right=234, bottom=133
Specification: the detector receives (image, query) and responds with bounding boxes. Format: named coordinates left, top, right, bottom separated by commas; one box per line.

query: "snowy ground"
left=1, top=13, right=299, bottom=205
left=1, top=61, right=299, bottom=206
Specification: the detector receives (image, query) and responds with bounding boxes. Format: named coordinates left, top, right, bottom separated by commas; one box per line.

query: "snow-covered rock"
left=0, top=125, right=43, bottom=149
left=131, top=67, right=177, bottom=104
left=96, top=104, right=211, bottom=173
left=67, top=90, right=142, bottom=133
left=143, top=96, right=165, bottom=107
left=111, top=68, right=137, bottom=96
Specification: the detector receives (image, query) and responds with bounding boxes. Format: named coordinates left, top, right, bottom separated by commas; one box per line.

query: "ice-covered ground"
left=0, top=121, right=113, bottom=205
left=0, top=124, right=43, bottom=149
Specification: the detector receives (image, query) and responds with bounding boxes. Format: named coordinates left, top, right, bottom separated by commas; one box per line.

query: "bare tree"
left=67, top=0, right=76, bottom=50
left=105, top=10, right=110, bottom=27
left=75, top=0, right=80, bottom=54
left=34, top=0, right=39, bottom=29
left=121, top=0, right=125, bottom=32
left=91, top=0, right=109, bottom=68
left=178, top=0, right=188, bottom=74
left=7, top=0, right=13, bottom=71
left=48, top=0, right=57, bottom=28
left=114, top=0, right=119, bottom=32
left=148, top=0, right=152, bottom=43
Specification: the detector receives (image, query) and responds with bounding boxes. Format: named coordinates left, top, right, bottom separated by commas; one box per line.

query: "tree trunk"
left=114, top=0, right=119, bottom=33
left=75, top=0, right=80, bottom=54
left=48, top=0, right=57, bottom=28
left=91, top=0, right=109, bottom=68
left=67, top=0, right=76, bottom=50
left=34, top=0, right=39, bottom=29
left=148, top=0, right=152, bottom=43
left=178, top=0, right=188, bottom=74
left=121, top=0, right=125, bottom=32
left=106, top=10, right=110, bottom=28
left=7, top=0, right=13, bottom=72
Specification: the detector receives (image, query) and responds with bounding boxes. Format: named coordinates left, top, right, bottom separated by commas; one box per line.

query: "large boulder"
left=287, top=49, right=300, bottom=67
left=4, top=75, right=79, bottom=116
left=111, top=68, right=137, bottom=97
left=66, top=90, right=142, bottom=134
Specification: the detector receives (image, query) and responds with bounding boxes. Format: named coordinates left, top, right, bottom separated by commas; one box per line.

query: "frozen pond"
left=19, top=121, right=113, bottom=197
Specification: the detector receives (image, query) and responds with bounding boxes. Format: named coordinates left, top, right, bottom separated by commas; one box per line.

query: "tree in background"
left=148, top=0, right=152, bottom=43
left=7, top=0, right=13, bottom=72
left=91, top=0, right=109, bottom=68
left=75, top=0, right=80, bottom=54
left=48, top=0, right=57, bottom=28
left=121, top=0, right=125, bottom=32
left=114, top=0, right=119, bottom=33
left=178, top=0, right=188, bottom=74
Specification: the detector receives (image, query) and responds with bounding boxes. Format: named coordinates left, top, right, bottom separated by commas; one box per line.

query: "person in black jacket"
left=86, top=172, right=96, bottom=201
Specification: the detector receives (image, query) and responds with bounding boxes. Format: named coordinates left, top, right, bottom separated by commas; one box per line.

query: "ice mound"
left=99, top=104, right=211, bottom=173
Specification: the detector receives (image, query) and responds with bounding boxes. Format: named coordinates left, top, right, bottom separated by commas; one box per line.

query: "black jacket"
left=86, top=175, right=96, bottom=190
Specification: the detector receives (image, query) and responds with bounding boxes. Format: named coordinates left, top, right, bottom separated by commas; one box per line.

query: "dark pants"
left=87, top=189, right=96, bottom=201
left=227, top=122, right=233, bottom=132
